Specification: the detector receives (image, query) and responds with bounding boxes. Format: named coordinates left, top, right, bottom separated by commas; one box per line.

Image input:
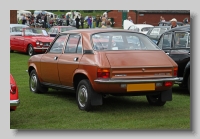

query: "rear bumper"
left=10, top=99, right=20, bottom=106
left=94, top=77, right=180, bottom=84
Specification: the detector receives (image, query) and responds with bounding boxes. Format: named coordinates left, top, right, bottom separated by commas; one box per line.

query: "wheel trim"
left=78, top=85, right=88, bottom=108
left=28, top=46, right=33, bottom=55
left=30, top=74, right=37, bottom=92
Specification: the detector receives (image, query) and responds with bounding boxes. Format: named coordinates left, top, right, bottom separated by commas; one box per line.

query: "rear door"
left=58, top=34, right=83, bottom=87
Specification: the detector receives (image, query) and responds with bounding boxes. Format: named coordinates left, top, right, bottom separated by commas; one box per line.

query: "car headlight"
left=36, top=41, right=39, bottom=45
left=40, top=42, right=43, bottom=46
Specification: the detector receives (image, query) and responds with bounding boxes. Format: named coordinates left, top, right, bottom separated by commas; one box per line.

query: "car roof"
left=10, top=24, right=29, bottom=28
left=60, top=28, right=144, bottom=35
left=165, top=25, right=190, bottom=33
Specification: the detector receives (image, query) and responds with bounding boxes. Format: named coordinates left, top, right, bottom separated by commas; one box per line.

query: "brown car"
left=27, top=29, right=179, bottom=111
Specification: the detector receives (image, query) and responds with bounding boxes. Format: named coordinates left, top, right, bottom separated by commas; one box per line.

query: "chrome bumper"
left=10, top=99, right=20, bottom=106
left=33, top=47, right=48, bottom=50
left=94, top=77, right=180, bottom=84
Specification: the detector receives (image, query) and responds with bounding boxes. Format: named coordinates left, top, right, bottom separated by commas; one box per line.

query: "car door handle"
left=74, top=57, right=78, bottom=61
left=54, top=56, right=58, bottom=60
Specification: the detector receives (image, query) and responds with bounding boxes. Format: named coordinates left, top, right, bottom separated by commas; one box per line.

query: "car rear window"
left=92, top=32, right=160, bottom=51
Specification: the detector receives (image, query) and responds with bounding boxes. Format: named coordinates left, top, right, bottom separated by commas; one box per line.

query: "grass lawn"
left=10, top=52, right=190, bottom=130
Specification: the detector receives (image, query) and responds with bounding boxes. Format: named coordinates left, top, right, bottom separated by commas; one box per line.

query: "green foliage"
left=10, top=52, right=190, bottom=129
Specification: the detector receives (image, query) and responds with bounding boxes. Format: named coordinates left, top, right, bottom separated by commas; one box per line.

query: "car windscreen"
left=91, top=32, right=160, bottom=51
left=60, top=27, right=77, bottom=32
left=24, top=28, right=48, bottom=36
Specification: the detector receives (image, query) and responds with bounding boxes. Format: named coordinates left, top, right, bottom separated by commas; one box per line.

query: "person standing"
left=43, top=14, right=47, bottom=28
left=87, top=16, right=92, bottom=28
left=96, top=14, right=101, bottom=28
left=80, top=15, right=84, bottom=29
left=75, top=16, right=80, bottom=29
left=66, top=14, right=70, bottom=26
left=170, top=18, right=178, bottom=28
left=47, top=14, right=51, bottom=28
left=128, top=16, right=133, bottom=23
left=101, top=14, right=107, bottom=24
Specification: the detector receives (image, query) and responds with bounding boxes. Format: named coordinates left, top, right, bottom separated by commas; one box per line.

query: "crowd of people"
left=19, top=11, right=190, bottom=30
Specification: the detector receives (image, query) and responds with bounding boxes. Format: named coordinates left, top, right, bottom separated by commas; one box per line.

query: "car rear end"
left=10, top=74, right=20, bottom=111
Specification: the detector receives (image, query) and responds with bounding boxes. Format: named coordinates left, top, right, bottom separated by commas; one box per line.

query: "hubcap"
left=78, top=85, right=88, bottom=108
left=30, top=74, right=37, bottom=92
left=29, top=46, right=33, bottom=56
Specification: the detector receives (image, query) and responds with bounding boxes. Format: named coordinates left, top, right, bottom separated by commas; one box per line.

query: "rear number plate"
left=127, top=83, right=155, bottom=91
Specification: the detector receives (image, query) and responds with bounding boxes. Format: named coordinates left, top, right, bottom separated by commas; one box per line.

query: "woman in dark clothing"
left=75, top=16, right=80, bottom=29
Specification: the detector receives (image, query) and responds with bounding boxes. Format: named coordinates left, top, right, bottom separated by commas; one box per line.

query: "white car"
left=123, top=20, right=153, bottom=34
left=10, top=24, right=29, bottom=35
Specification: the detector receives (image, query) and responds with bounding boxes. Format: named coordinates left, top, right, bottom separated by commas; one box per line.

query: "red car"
left=10, top=27, right=54, bottom=56
left=48, top=26, right=77, bottom=37
left=10, top=74, right=20, bottom=111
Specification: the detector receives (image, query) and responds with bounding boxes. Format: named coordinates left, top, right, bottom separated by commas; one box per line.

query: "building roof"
left=136, top=10, right=190, bottom=14
left=107, top=10, right=190, bottom=14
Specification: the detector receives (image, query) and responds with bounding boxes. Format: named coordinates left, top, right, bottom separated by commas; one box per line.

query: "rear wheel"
left=29, top=69, right=48, bottom=93
left=27, top=44, right=35, bottom=56
left=146, top=94, right=166, bottom=106
left=76, top=79, right=92, bottom=111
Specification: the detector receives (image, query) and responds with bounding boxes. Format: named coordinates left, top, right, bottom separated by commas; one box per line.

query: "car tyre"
left=27, top=44, right=35, bottom=56
left=76, top=79, right=92, bottom=111
left=188, top=74, right=190, bottom=93
left=29, top=69, right=48, bottom=93
left=146, top=94, right=166, bottom=106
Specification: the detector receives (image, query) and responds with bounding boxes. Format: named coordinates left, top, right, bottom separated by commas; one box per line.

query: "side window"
left=157, top=35, right=164, bottom=49
left=77, top=39, right=83, bottom=53
left=48, top=28, right=54, bottom=33
left=158, top=33, right=172, bottom=49
left=65, top=34, right=81, bottom=53
left=187, top=34, right=190, bottom=48
left=174, top=32, right=190, bottom=48
left=49, top=35, right=67, bottom=53
left=54, top=28, right=59, bottom=33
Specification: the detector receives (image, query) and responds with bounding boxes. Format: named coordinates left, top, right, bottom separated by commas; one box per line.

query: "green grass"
left=10, top=52, right=190, bottom=130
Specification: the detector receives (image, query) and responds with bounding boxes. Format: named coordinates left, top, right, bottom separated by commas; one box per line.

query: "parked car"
left=27, top=29, right=179, bottom=111
left=146, top=26, right=171, bottom=44
left=124, top=20, right=153, bottom=34
left=156, top=25, right=190, bottom=92
left=10, top=24, right=29, bottom=34
left=128, top=24, right=153, bottom=34
left=158, top=21, right=184, bottom=26
left=10, top=27, right=54, bottom=56
left=48, top=26, right=77, bottom=37
left=10, top=74, right=20, bottom=111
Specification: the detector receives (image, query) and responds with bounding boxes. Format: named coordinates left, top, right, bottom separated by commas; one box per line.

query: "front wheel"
left=146, top=94, right=166, bottom=106
left=76, top=79, right=92, bottom=111
left=27, top=44, right=35, bottom=56
left=29, top=69, right=48, bottom=93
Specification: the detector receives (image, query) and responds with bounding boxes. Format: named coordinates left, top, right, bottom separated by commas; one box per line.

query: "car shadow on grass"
left=41, top=89, right=170, bottom=112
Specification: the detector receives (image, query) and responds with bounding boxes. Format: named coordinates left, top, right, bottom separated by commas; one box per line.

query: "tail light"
left=173, top=67, right=178, bottom=76
left=10, top=84, right=17, bottom=94
left=164, top=81, right=173, bottom=87
left=97, top=68, right=110, bottom=79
